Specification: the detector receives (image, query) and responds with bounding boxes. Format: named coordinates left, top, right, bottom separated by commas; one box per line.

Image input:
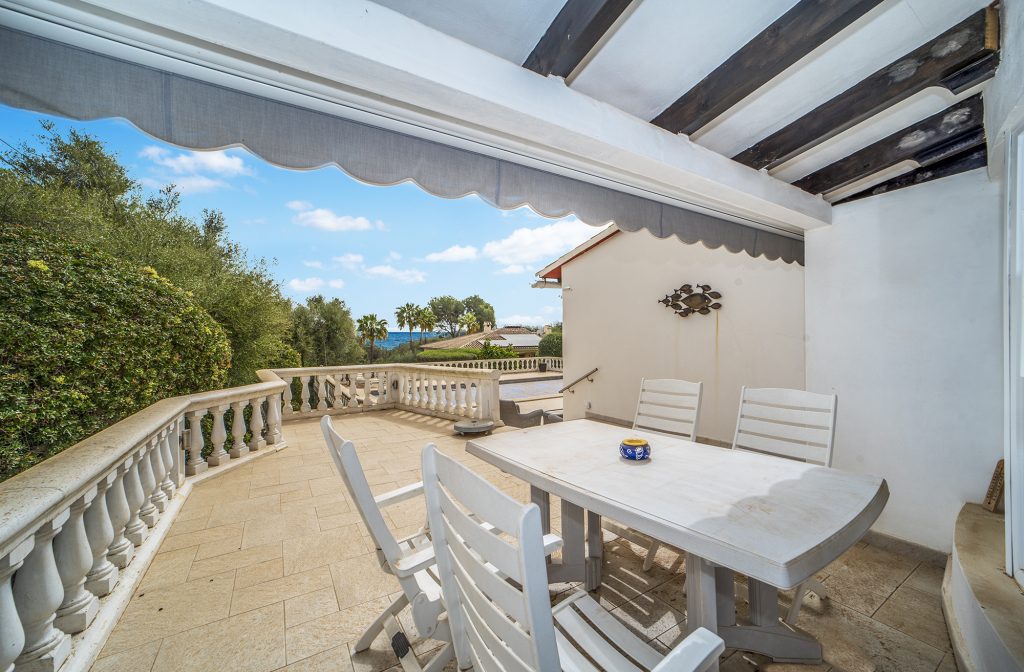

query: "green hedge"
left=538, top=332, right=562, bottom=357
left=415, top=349, right=483, bottom=362
left=0, top=225, right=231, bottom=480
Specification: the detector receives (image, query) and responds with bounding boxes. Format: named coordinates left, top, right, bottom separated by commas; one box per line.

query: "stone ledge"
left=942, top=503, right=1024, bottom=672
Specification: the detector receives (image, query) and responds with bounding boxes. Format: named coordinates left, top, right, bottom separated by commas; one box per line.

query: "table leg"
left=585, top=511, right=603, bottom=591
left=717, top=578, right=822, bottom=664
left=555, top=499, right=586, bottom=583
left=685, top=553, right=721, bottom=672
left=530, top=486, right=550, bottom=535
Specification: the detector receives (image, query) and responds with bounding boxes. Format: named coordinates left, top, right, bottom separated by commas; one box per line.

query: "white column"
left=206, top=405, right=229, bottom=467
left=84, top=473, right=118, bottom=596
left=267, top=394, right=282, bottom=446
left=348, top=374, right=358, bottom=408
left=316, top=376, right=328, bottom=411
left=229, top=400, right=248, bottom=458
left=148, top=430, right=168, bottom=513
left=248, top=396, right=266, bottom=451
left=299, top=376, right=311, bottom=413
left=437, top=376, right=447, bottom=414
left=282, top=377, right=294, bottom=416
left=105, top=461, right=134, bottom=568
left=13, top=511, right=72, bottom=672
left=123, top=451, right=148, bottom=547
left=185, top=410, right=208, bottom=476
left=137, top=440, right=158, bottom=528
left=53, top=489, right=99, bottom=634
left=1, top=538, right=33, bottom=672
left=159, top=427, right=176, bottom=499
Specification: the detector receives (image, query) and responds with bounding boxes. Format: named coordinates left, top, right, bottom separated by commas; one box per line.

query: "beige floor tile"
left=152, top=603, right=286, bottom=672
left=286, top=596, right=394, bottom=664
left=158, top=522, right=244, bottom=554
left=207, top=493, right=282, bottom=527
left=175, top=503, right=213, bottom=522
left=91, top=639, right=162, bottom=672
left=310, top=476, right=345, bottom=497
left=821, top=545, right=918, bottom=616
left=283, top=525, right=373, bottom=575
left=319, top=511, right=365, bottom=531
left=242, top=509, right=321, bottom=549
left=188, top=541, right=283, bottom=581
left=137, top=546, right=197, bottom=592
left=230, top=566, right=333, bottom=615
left=328, top=553, right=400, bottom=610
left=282, top=644, right=353, bottom=671
left=280, top=463, right=339, bottom=485
left=873, top=583, right=952, bottom=652
left=102, top=572, right=234, bottom=655
left=185, top=481, right=252, bottom=508
left=904, top=562, right=946, bottom=597
left=237, top=557, right=285, bottom=589
left=253, top=480, right=312, bottom=499
left=166, top=515, right=210, bottom=537
left=286, top=586, right=341, bottom=628
left=937, top=653, right=959, bottom=672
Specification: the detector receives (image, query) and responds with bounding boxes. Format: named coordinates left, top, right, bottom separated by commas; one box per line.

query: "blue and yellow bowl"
left=619, top=438, right=651, bottom=461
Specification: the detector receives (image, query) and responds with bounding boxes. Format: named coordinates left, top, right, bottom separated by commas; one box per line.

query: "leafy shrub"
left=538, top=332, right=562, bottom=357
left=478, top=341, right=519, bottom=359
left=0, top=225, right=231, bottom=480
left=416, top=349, right=483, bottom=362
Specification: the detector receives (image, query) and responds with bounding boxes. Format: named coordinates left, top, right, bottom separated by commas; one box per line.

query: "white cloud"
left=302, top=260, right=323, bottom=269
left=496, top=264, right=528, bottom=275
left=482, top=217, right=603, bottom=266
left=365, top=265, right=426, bottom=284
left=333, top=253, right=363, bottom=269
left=141, top=146, right=249, bottom=176
left=287, top=200, right=313, bottom=211
left=289, top=202, right=381, bottom=232
left=328, top=279, right=345, bottom=289
left=497, top=314, right=546, bottom=327
left=542, top=305, right=557, bottom=314
left=172, top=175, right=229, bottom=194
left=387, top=251, right=402, bottom=261
left=425, top=245, right=479, bottom=262
left=288, top=277, right=325, bottom=292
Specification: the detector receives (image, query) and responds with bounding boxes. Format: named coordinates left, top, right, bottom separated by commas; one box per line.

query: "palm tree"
left=416, top=307, right=436, bottom=345
left=458, top=312, right=479, bottom=335
left=395, top=303, right=419, bottom=345
left=357, top=314, right=389, bottom=362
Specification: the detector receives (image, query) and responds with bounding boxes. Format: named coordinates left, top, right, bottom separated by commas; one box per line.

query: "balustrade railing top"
left=422, top=356, right=563, bottom=372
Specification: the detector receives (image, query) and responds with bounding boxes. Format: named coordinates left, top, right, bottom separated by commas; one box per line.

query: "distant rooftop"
left=421, top=326, right=541, bottom=351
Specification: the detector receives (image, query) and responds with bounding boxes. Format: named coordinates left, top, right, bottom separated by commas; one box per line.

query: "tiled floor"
left=91, top=412, right=957, bottom=672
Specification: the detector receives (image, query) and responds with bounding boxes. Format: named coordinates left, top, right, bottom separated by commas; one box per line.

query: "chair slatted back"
left=731, top=387, right=837, bottom=467
left=321, top=416, right=402, bottom=565
left=633, top=378, right=703, bottom=441
left=422, top=444, right=560, bottom=672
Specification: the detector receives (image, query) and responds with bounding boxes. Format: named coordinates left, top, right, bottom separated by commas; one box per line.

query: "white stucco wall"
left=805, top=169, right=1003, bottom=552
left=560, top=228, right=805, bottom=443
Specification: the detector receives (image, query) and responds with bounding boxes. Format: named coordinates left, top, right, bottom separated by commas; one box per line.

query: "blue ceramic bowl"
left=619, top=438, right=651, bottom=461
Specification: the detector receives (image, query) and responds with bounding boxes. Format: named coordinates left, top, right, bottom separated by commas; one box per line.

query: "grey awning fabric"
left=0, top=26, right=803, bottom=265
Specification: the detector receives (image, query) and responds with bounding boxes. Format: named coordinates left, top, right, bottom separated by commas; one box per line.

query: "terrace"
left=1, top=1, right=1022, bottom=671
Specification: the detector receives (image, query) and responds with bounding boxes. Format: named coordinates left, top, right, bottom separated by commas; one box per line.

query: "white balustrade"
left=206, top=405, right=229, bottom=467
left=84, top=474, right=118, bottom=596
left=149, top=430, right=168, bottom=513
left=159, top=425, right=177, bottom=500
left=185, top=409, right=207, bottom=476
left=105, top=460, right=134, bottom=568
left=230, top=400, right=248, bottom=459
left=249, top=396, right=266, bottom=451
left=14, top=511, right=71, bottom=672
left=137, top=440, right=158, bottom=528
left=299, top=376, right=311, bottom=413
left=53, top=490, right=99, bottom=634
left=1, top=538, right=32, bottom=672
left=267, top=393, right=282, bottom=445
left=282, top=378, right=294, bottom=416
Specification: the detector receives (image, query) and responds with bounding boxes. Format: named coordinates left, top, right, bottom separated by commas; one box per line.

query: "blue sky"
left=0, top=104, right=607, bottom=327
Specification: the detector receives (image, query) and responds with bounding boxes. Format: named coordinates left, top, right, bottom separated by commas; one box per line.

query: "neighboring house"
left=535, top=225, right=805, bottom=444
left=420, top=324, right=542, bottom=355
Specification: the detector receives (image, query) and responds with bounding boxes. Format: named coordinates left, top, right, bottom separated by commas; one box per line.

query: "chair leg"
left=383, top=613, right=424, bottom=672
left=355, top=593, right=410, bottom=652
left=643, top=540, right=660, bottom=572
left=784, top=578, right=827, bottom=626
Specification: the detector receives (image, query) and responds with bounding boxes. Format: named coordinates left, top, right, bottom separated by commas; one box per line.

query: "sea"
left=379, top=331, right=442, bottom=350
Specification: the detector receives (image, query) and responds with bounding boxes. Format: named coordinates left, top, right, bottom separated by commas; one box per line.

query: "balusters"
left=267, top=394, right=283, bottom=445
left=312, top=376, right=325, bottom=411
left=299, top=376, right=311, bottom=413
left=105, top=460, right=134, bottom=568
left=1, top=538, right=32, bottom=672
left=54, top=489, right=99, bottom=634
left=249, top=396, right=266, bottom=451
left=149, top=431, right=168, bottom=513
left=84, top=473, right=118, bottom=596
left=13, top=510, right=72, bottom=672
left=123, top=451, right=148, bottom=546
left=457, top=382, right=467, bottom=416
left=137, top=439, right=159, bottom=528
left=207, top=405, right=229, bottom=467
left=437, top=376, right=446, bottom=413
left=185, top=409, right=207, bottom=476
left=282, top=378, right=294, bottom=416
left=159, top=426, right=176, bottom=500
left=230, top=401, right=248, bottom=458
left=471, top=383, right=482, bottom=419
left=348, top=374, right=358, bottom=408
left=427, top=374, right=437, bottom=411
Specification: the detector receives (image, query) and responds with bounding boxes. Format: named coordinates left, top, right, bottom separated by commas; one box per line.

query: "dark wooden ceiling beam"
left=652, top=0, right=886, bottom=136
left=523, top=0, right=634, bottom=78
left=794, top=94, right=985, bottom=194
left=833, top=145, right=987, bottom=204
left=733, top=6, right=999, bottom=171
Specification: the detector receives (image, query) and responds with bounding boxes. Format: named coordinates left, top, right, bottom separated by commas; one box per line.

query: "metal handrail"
left=559, top=367, right=598, bottom=394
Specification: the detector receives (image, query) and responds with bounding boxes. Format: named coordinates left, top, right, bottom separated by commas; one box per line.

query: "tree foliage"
left=0, top=225, right=231, bottom=480
left=458, top=312, right=480, bottom=335
left=538, top=332, right=562, bottom=357
left=462, top=295, right=495, bottom=329
left=291, top=295, right=364, bottom=366
left=479, top=341, right=518, bottom=359
left=0, top=122, right=298, bottom=385
left=395, top=302, right=419, bottom=345
left=416, top=307, right=437, bottom=344
left=357, top=314, right=389, bottom=362
left=427, top=295, right=465, bottom=338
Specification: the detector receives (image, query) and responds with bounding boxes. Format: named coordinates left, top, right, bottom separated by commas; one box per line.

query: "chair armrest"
left=651, top=627, right=724, bottom=672
left=374, top=482, right=424, bottom=508
left=542, top=534, right=563, bottom=556
left=392, top=545, right=436, bottom=578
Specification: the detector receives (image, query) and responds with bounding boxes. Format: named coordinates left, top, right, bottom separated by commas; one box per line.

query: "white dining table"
left=466, top=419, right=888, bottom=667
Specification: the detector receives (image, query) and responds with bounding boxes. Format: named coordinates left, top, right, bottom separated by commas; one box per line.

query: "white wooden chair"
left=731, top=386, right=838, bottom=625
left=632, top=378, right=703, bottom=571
left=421, top=443, right=724, bottom=672
left=321, top=416, right=453, bottom=672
